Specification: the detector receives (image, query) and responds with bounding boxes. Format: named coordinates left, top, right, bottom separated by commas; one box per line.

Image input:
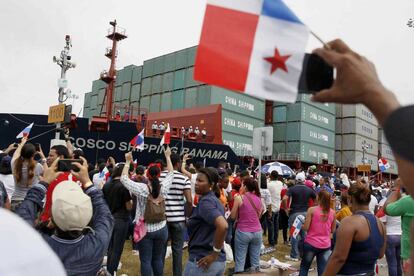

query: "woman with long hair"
left=184, top=167, right=228, bottom=276
left=231, top=178, right=263, bottom=273
left=323, top=182, right=386, bottom=275
left=11, top=137, right=43, bottom=211
left=299, top=190, right=336, bottom=275
left=120, top=147, right=174, bottom=276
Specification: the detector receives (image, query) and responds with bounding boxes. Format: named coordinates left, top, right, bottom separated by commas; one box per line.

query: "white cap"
left=295, top=172, right=306, bottom=182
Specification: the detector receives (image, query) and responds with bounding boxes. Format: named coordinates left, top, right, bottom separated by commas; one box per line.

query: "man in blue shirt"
left=316, top=176, right=334, bottom=195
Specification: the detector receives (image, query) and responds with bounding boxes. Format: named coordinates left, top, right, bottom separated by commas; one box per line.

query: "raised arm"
left=121, top=152, right=149, bottom=197
left=180, top=154, right=193, bottom=179
left=160, top=146, right=175, bottom=196
left=12, top=136, right=27, bottom=163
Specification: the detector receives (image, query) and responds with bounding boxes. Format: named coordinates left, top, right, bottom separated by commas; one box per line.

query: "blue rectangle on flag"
left=261, top=0, right=303, bottom=24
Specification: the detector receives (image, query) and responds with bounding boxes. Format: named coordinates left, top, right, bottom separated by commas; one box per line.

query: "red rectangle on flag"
left=194, top=4, right=258, bottom=92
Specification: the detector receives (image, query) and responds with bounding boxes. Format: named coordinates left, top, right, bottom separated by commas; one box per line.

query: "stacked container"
left=273, top=94, right=336, bottom=164
left=335, top=104, right=379, bottom=171
left=378, top=128, right=398, bottom=174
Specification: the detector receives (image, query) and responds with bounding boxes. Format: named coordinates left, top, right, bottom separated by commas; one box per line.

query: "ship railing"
left=276, top=153, right=301, bottom=161
left=107, top=26, right=126, bottom=36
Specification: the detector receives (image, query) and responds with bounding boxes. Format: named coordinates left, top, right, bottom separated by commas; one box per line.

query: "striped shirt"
left=160, top=170, right=191, bottom=222
left=121, top=172, right=174, bottom=232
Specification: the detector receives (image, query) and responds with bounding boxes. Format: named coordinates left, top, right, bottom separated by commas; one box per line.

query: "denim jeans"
left=385, top=235, right=402, bottom=276
left=288, top=211, right=307, bottom=259
left=184, top=260, right=226, bottom=276
left=107, top=218, right=129, bottom=275
left=167, top=221, right=186, bottom=276
left=234, top=229, right=262, bottom=273
left=137, top=225, right=168, bottom=276
left=299, top=242, right=331, bottom=276
left=268, top=211, right=279, bottom=246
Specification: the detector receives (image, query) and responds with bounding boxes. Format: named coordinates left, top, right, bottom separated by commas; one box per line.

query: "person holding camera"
left=15, top=157, right=114, bottom=275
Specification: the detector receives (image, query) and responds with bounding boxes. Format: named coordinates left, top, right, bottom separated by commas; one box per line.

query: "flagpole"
left=310, top=31, right=331, bottom=50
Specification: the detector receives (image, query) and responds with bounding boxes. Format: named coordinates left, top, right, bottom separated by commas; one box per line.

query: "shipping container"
left=91, top=80, right=106, bottom=92
left=121, top=82, right=131, bottom=101
left=142, top=58, right=154, bottom=78
left=84, top=92, right=91, bottom=108
left=285, top=102, right=335, bottom=131
left=275, top=94, right=336, bottom=114
left=335, top=135, right=341, bottom=153
left=341, top=118, right=378, bottom=141
left=171, top=89, right=185, bottom=110
left=185, top=67, right=200, bottom=88
left=98, top=88, right=106, bottom=106
left=378, top=128, right=389, bottom=145
left=340, top=104, right=378, bottom=126
left=149, top=94, right=161, bottom=113
left=196, top=85, right=211, bottom=106
left=114, top=86, right=121, bottom=102
left=335, top=119, right=341, bottom=134
left=341, top=151, right=378, bottom=171
left=185, top=87, right=198, bottom=109
left=273, top=142, right=286, bottom=158
left=90, top=94, right=98, bottom=108
left=284, top=142, right=334, bottom=164
left=222, top=131, right=253, bottom=156
left=335, top=151, right=342, bottom=167
left=273, top=106, right=287, bottom=123
left=175, top=49, right=188, bottom=70
left=151, top=75, right=162, bottom=94
left=338, top=134, right=378, bottom=156
left=284, top=122, right=335, bottom=148
left=173, top=69, right=186, bottom=90
left=130, top=83, right=141, bottom=102
left=130, top=101, right=139, bottom=111
left=140, top=96, right=150, bottom=110
left=141, top=78, right=151, bottom=96
left=209, top=86, right=265, bottom=120
left=160, top=92, right=172, bottom=111
left=162, top=72, right=174, bottom=92
left=82, top=107, right=90, bottom=118
left=153, top=56, right=165, bottom=75
left=379, top=143, right=395, bottom=161
left=132, top=66, right=142, bottom=84
left=221, top=110, right=264, bottom=137
left=335, top=104, right=342, bottom=118
left=187, top=46, right=197, bottom=67
left=273, top=123, right=286, bottom=142
left=163, top=53, right=176, bottom=73
left=386, top=159, right=398, bottom=175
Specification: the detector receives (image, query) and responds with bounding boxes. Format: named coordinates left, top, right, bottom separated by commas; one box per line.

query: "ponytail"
left=147, top=165, right=161, bottom=198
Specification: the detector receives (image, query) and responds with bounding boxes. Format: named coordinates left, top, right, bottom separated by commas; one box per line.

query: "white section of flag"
left=207, top=0, right=263, bottom=15
left=16, top=122, right=34, bottom=139
left=245, top=16, right=309, bottom=103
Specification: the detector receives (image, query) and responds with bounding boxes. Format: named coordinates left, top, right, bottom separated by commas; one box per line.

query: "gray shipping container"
left=341, top=118, right=378, bottom=141
left=341, top=151, right=378, bottom=171
left=340, top=104, right=378, bottom=126
left=386, top=159, right=398, bottom=175
left=379, top=143, right=395, bottom=161
left=335, top=151, right=342, bottom=167
left=335, top=119, right=341, bottom=134
left=378, top=128, right=389, bottom=145
left=337, top=134, right=378, bottom=156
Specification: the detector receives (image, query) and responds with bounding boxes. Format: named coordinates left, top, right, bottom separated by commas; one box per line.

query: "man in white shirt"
left=267, top=170, right=284, bottom=246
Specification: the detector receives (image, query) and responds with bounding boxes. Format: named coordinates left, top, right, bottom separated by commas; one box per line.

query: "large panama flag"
left=195, top=0, right=310, bottom=103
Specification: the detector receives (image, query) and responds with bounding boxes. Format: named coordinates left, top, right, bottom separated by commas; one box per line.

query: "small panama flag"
left=16, top=122, right=34, bottom=139
left=378, top=158, right=390, bottom=172
left=130, top=128, right=145, bottom=150
left=160, top=123, right=171, bottom=146
left=289, top=214, right=305, bottom=239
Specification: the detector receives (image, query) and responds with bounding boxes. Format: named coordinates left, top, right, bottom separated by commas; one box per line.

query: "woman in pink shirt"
left=299, top=190, right=336, bottom=276
left=230, top=178, right=263, bottom=273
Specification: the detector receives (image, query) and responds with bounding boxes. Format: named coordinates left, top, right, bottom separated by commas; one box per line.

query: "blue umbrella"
left=261, top=161, right=295, bottom=176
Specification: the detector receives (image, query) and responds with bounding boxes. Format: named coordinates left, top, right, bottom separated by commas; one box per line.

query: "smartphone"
left=35, top=143, right=41, bottom=152
left=299, top=53, right=334, bottom=94
left=58, top=159, right=83, bottom=172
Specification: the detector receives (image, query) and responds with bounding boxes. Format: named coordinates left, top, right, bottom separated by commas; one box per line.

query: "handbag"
left=133, top=216, right=147, bottom=243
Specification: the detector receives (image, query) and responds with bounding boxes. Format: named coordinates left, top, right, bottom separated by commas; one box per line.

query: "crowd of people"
left=1, top=38, right=414, bottom=276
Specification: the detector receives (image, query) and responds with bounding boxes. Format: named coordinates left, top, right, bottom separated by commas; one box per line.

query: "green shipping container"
left=221, top=110, right=264, bottom=137
left=286, top=142, right=335, bottom=164
left=130, top=84, right=141, bottom=102
left=114, top=86, right=122, bottom=102
left=175, top=49, right=188, bottom=70
left=273, top=106, right=287, bottom=123
left=90, top=95, right=98, bottom=108
left=209, top=87, right=265, bottom=120
left=153, top=56, right=165, bottom=75
left=273, top=123, right=286, bottom=141
left=273, top=142, right=286, bottom=158
left=163, top=53, right=176, bottom=73
left=286, top=102, right=335, bottom=131
left=185, top=67, right=199, bottom=88
left=222, top=131, right=253, bottom=156
left=130, top=101, right=139, bottom=111
left=140, top=96, right=150, bottom=110
left=173, top=69, right=186, bottom=90
left=91, top=80, right=106, bottom=93
left=84, top=92, right=91, bottom=108
left=142, top=59, right=155, bottom=78
left=286, top=122, right=335, bottom=148
left=274, top=94, right=336, bottom=115
left=132, top=66, right=142, bottom=84
left=171, top=89, right=185, bottom=110
left=150, top=94, right=161, bottom=113
left=161, top=92, right=172, bottom=111
left=162, top=72, right=174, bottom=92
left=98, top=88, right=106, bottom=106
left=185, top=87, right=198, bottom=109
left=82, top=107, right=90, bottom=118
left=187, top=46, right=197, bottom=67
left=151, top=75, right=162, bottom=94
left=141, top=78, right=151, bottom=96
left=197, top=85, right=211, bottom=106
left=121, top=82, right=131, bottom=101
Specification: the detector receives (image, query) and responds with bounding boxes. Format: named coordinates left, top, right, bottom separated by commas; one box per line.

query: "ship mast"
left=99, top=20, right=127, bottom=120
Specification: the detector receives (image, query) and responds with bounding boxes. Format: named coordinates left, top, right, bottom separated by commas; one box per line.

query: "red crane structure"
left=90, top=20, right=127, bottom=132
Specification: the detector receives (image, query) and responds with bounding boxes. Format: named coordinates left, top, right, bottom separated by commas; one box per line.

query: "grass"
left=118, top=233, right=294, bottom=276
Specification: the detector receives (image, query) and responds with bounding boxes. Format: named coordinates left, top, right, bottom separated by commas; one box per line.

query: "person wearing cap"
left=0, top=155, right=14, bottom=200
left=15, top=157, right=114, bottom=276
left=282, top=172, right=316, bottom=261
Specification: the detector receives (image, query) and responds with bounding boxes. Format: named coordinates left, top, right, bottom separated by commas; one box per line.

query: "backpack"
left=144, top=185, right=166, bottom=223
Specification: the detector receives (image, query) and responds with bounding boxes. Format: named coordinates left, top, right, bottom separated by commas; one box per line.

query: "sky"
left=1, top=0, right=413, bottom=117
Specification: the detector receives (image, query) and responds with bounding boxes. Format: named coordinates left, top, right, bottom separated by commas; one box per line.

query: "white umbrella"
left=261, top=161, right=295, bottom=176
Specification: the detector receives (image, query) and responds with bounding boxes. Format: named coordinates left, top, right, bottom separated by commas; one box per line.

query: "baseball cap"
left=51, top=181, right=93, bottom=232
left=295, top=172, right=306, bottom=182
